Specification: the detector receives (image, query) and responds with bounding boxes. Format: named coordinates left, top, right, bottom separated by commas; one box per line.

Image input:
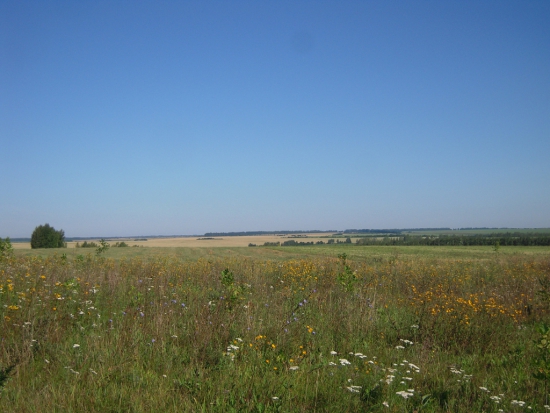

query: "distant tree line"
left=205, top=230, right=336, bottom=237
left=355, top=233, right=550, bottom=246
left=257, top=238, right=353, bottom=247
left=77, top=241, right=129, bottom=248
left=343, top=228, right=452, bottom=234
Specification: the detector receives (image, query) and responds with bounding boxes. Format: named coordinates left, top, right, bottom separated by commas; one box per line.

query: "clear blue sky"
left=1, top=1, right=549, bottom=238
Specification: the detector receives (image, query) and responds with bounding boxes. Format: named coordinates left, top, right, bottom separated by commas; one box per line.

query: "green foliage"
left=76, top=241, right=98, bottom=248
left=533, top=324, right=550, bottom=405
left=220, top=268, right=245, bottom=309
left=114, top=241, right=129, bottom=247
left=30, top=223, right=66, bottom=248
left=95, top=238, right=110, bottom=256
left=336, top=253, right=357, bottom=292
left=1, top=251, right=550, bottom=411
left=0, top=237, right=14, bottom=260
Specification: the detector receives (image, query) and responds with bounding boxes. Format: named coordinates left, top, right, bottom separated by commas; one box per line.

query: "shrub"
left=78, top=241, right=98, bottom=248
left=30, top=224, right=66, bottom=249
left=0, top=237, right=13, bottom=260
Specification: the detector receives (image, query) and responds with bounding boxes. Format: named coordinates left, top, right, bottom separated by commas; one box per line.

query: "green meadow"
left=2, top=244, right=550, bottom=411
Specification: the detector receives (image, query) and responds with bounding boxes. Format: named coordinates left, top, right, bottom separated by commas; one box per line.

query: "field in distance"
left=11, top=233, right=336, bottom=249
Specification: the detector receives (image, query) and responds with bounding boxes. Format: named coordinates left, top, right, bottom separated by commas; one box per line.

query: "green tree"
left=30, top=224, right=66, bottom=249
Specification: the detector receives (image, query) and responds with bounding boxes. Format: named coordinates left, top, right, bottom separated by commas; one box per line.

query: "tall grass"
left=1, top=251, right=549, bottom=411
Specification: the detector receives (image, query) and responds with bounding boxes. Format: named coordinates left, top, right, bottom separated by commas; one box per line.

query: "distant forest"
left=355, top=233, right=550, bottom=246
left=203, top=230, right=336, bottom=237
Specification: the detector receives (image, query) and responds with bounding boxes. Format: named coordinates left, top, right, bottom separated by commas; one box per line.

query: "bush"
left=0, top=237, right=13, bottom=260
left=30, top=224, right=66, bottom=249
left=76, top=241, right=98, bottom=248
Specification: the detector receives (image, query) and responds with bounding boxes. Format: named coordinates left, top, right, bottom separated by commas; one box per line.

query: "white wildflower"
left=346, top=385, right=361, bottom=393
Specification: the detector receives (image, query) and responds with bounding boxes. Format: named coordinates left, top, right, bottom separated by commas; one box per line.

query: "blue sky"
left=1, top=1, right=549, bottom=238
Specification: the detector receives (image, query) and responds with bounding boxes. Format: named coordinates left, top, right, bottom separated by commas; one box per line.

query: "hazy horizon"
left=6, top=226, right=550, bottom=241
left=2, top=1, right=549, bottom=238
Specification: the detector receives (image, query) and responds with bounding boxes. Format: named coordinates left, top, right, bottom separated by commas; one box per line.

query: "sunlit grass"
left=1, top=248, right=550, bottom=411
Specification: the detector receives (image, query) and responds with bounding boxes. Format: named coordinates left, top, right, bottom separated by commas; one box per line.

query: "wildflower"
left=272, top=396, right=279, bottom=401
left=408, top=363, right=420, bottom=372
left=289, top=366, right=299, bottom=370
left=73, top=344, right=80, bottom=348
left=330, top=350, right=338, bottom=355
left=339, top=359, right=351, bottom=366
left=346, top=385, right=361, bottom=393
left=382, top=401, right=389, bottom=407
left=395, top=345, right=405, bottom=349
left=396, top=390, right=414, bottom=399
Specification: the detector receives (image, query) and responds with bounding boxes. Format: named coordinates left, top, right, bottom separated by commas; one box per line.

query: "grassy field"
left=1, top=244, right=550, bottom=411
left=12, top=242, right=550, bottom=262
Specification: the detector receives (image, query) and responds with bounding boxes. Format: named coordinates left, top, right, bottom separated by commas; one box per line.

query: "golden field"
left=11, top=233, right=336, bottom=249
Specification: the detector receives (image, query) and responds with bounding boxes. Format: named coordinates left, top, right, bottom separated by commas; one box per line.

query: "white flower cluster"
left=346, top=385, right=362, bottom=393
left=396, top=389, right=414, bottom=399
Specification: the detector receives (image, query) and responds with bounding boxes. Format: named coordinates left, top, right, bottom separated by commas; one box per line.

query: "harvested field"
left=12, top=233, right=337, bottom=249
